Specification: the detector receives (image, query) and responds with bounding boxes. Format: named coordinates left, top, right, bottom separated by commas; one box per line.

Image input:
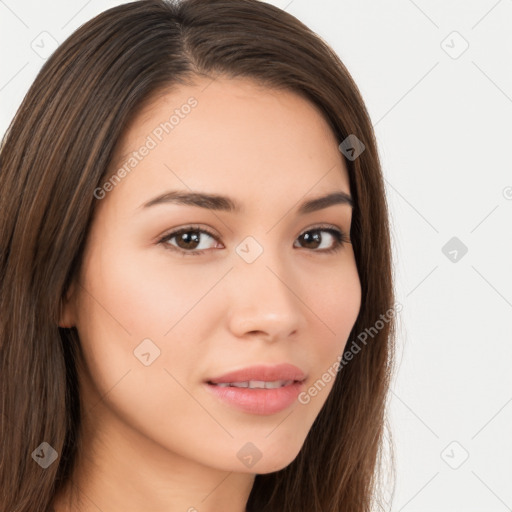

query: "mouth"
left=204, top=363, right=307, bottom=414
left=204, top=376, right=307, bottom=415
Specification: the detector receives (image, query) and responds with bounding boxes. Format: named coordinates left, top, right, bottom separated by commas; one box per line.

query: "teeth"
left=213, top=380, right=294, bottom=389
left=230, top=381, right=249, bottom=388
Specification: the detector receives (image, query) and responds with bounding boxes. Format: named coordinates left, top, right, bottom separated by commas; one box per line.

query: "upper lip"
left=207, top=363, right=307, bottom=384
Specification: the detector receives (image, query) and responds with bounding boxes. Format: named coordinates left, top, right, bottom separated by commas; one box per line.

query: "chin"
left=251, top=456, right=299, bottom=475
left=248, top=444, right=303, bottom=475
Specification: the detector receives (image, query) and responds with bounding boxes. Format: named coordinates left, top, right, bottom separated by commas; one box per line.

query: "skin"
left=54, top=76, right=361, bottom=512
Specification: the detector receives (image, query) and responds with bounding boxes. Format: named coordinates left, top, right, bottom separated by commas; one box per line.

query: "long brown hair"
left=0, top=0, right=396, bottom=510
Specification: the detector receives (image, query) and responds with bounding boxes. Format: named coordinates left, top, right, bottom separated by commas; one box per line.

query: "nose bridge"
left=226, top=235, right=303, bottom=338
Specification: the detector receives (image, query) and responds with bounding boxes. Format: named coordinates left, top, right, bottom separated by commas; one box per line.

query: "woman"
left=0, top=0, right=397, bottom=510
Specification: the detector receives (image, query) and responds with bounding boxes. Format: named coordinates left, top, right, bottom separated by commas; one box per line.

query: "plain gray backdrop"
left=1, top=1, right=511, bottom=511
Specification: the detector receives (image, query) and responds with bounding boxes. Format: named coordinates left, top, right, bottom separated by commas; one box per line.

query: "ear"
left=59, top=281, right=77, bottom=328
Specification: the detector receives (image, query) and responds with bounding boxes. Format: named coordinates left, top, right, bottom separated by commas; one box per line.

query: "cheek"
left=80, top=240, right=222, bottom=341
left=74, top=240, right=228, bottom=401
left=295, top=257, right=361, bottom=409
left=74, top=247, right=224, bottom=456
left=303, top=256, right=362, bottom=358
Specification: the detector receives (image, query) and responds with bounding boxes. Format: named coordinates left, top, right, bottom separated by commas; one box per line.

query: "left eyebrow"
left=297, top=191, right=353, bottom=214
left=139, top=190, right=353, bottom=214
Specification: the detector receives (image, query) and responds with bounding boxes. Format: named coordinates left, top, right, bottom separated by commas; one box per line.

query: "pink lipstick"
left=205, top=363, right=307, bottom=415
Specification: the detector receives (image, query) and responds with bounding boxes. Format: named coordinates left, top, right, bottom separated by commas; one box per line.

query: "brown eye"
left=294, top=227, right=349, bottom=253
left=159, top=227, right=220, bottom=255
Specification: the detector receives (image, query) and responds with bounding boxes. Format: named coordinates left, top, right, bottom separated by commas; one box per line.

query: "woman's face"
left=63, top=76, right=361, bottom=475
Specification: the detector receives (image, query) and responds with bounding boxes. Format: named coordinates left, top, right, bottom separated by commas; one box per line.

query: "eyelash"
left=157, top=224, right=351, bottom=257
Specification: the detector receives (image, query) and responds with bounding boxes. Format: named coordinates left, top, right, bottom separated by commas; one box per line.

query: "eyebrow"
left=140, top=190, right=353, bottom=214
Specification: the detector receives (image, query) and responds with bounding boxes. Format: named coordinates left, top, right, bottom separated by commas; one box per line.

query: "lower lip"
left=204, top=381, right=304, bottom=415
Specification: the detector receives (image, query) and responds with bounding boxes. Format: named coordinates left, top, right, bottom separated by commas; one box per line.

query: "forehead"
left=103, top=76, right=351, bottom=214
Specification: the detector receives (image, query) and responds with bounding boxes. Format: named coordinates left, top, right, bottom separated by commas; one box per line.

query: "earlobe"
left=58, top=282, right=76, bottom=328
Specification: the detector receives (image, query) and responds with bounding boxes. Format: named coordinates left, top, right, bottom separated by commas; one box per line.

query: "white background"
left=1, top=1, right=511, bottom=510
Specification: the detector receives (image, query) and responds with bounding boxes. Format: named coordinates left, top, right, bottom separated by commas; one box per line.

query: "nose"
left=225, top=250, right=305, bottom=342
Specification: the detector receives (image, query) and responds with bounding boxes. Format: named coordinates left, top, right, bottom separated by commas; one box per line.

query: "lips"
left=206, top=363, right=307, bottom=386
left=204, top=363, right=307, bottom=414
